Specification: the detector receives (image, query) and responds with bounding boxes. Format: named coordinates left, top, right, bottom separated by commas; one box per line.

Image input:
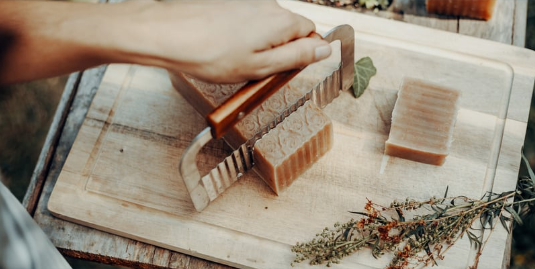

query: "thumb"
left=250, top=37, right=332, bottom=79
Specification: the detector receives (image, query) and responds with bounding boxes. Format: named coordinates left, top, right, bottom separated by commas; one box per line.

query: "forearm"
left=0, top=0, right=329, bottom=85
left=0, top=1, right=131, bottom=85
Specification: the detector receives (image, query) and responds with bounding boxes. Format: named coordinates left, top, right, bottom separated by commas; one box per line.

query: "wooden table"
left=24, top=1, right=533, bottom=268
left=354, top=0, right=528, bottom=48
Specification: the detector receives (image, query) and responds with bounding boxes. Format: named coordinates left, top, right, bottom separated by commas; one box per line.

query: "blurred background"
left=0, top=0, right=534, bottom=268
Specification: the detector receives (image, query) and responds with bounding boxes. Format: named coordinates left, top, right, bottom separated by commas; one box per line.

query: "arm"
left=0, top=0, right=332, bottom=85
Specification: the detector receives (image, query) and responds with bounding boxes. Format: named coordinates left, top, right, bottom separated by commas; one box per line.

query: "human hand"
left=114, top=0, right=332, bottom=83
left=0, top=0, right=331, bottom=85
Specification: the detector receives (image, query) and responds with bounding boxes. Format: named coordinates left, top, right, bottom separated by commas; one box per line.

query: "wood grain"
left=22, top=71, right=81, bottom=214
left=282, top=1, right=535, bottom=121
left=329, top=0, right=526, bottom=46
left=513, top=0, right=528, bottom=47
left=31, top=65, right=229, bottom=269
left=458, top=0, right=514, bottom=44
left=403, top=14, right=458, bottom=33
left=22, top=0, right=112, bottom=217
left=47, top=20, right=533, bottom=268
left=30, top=1, right=533, bottom=269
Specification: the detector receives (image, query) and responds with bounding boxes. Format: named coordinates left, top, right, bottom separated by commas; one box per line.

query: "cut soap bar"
left=385, top=78, right=461, bottom=166
left=169, top=45, right=340, bottom=194
left=426, top=0, right=496, bottom=20
left=170, top=44, right=340, bottom=150
left=254, top=101, right=333, bottom=194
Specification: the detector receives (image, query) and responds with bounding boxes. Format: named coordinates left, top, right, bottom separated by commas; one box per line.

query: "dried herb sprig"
left=292, top=151, right=535, bottom=268
left=301, top=0, right=392, bottom=11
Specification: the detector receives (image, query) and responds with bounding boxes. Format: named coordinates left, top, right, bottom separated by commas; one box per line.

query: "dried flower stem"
left=292, top=152, right=535, bottom=268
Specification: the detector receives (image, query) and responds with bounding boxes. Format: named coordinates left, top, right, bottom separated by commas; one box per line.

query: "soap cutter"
left=179, top=24, right=355, bottom=212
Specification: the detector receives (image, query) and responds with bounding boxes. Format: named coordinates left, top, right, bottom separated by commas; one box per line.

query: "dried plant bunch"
left=292, top=151, right=535, bottom=269
left=301, top=0, right=392, bottom=10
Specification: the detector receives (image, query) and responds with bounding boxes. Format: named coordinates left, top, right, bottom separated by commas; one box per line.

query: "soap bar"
left=169, top=47, right=340, bottom=194
left=254, top=101, right=333, bottom=194
left=170, top=47, right=340, bottom=150
left=385, top=78, right=461, bottom=166
left=426, top=0, right=496, bottom=20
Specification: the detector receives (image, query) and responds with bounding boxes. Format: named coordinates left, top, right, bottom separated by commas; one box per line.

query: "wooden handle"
left=207, top=69, right=301, bottom=139
left=207, top=32, right=323, bottom=139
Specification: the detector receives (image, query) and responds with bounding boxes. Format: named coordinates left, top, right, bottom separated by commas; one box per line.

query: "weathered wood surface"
left=29, top=1, right=533, bottom=269
left=22, top=71, right=81, bottom=215
left=286, top=2, right=535, bottom=121
left=22, top=0, right=109, bottom=215
left=30, top=68, right=232, bottom=269
left=46, top=10, right=535, bottom=269
left=512, top=0, right=529, bottom=47
left=457, top=0, right=517, bottom=45
left=369, top=0, right=527, bottom=47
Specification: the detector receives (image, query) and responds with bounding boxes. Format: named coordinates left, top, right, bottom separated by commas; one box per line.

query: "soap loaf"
left=254, top=101, right=333, bottom=194
left=385, top=77, right=461, bottom=166
left=170, top=49, right=340, bottom=149
left=169, top=51, right=339, bottom=194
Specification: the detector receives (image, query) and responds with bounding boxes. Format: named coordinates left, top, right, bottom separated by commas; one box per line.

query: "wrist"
left=99, top=1, right=177, bottom=68
left=101, top=1, right=207, bottom=72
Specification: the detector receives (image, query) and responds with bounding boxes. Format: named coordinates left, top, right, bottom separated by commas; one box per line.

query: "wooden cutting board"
left=48, top=2, right=535, bottom=269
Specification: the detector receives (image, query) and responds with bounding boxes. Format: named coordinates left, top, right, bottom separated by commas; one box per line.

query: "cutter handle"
left=206, top=69, right=298, bottom=139
left=207, top=32, right=323, bottom=139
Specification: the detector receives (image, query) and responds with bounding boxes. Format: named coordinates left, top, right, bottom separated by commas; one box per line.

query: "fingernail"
left=315, top=45, right=331, bottom=61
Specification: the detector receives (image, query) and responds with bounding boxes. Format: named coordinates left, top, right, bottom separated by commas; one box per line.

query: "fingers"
left=266, top=1, right=316, bottom=40
left=284, top=12, right=316, bottom=41
left=248, top=37, right=332, bottom=79
left=251, top=4, right=316, bottom=49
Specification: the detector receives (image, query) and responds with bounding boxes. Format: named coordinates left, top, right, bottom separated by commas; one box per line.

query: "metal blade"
left=322, top=24, right=354, bottom=92
left=181, top=66, right=342, bottom=211
left=179, top=127, right=213, bottom=212
left=179, top=24, right=355, bottom=212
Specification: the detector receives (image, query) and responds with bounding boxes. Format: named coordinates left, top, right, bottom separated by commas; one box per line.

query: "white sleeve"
left=0, top=182, right=71, bottom=269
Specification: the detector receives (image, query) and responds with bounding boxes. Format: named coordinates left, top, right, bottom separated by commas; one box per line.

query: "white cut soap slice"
left=385, top=77, right=461, bottom=166
left=169, top=44, right=340, bottom=194
left=253, top=101, right=333, bottom=194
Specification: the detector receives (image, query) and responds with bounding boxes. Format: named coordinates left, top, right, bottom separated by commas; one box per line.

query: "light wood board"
left=317, top=0, right=527, bottom=47
left=456, top=0, right=516, bottom=45
left=46, top=2, right=535, bottom=269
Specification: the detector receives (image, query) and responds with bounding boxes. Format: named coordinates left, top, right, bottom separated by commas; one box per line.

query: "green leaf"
left=505, top=206, right=524, bottom=225
left=353, top=57, right=377, bottom=98
left=466, top=231, right=482, bottom=249
left=378, top=0, right=390, bottom=9
left=521, top=149, right=535, bottom=185
left=484, top=213, right=494, bottom=229
left=343, top=228, right=351, bottom=241
left=371, top=234, right=381, bottom=259
left=395, top=208, right=405, bottom=222
left=499, top=215, right=512, bottom=233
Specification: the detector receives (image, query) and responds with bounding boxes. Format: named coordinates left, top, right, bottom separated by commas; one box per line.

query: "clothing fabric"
left=0, top=182, right=71, bottom=269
